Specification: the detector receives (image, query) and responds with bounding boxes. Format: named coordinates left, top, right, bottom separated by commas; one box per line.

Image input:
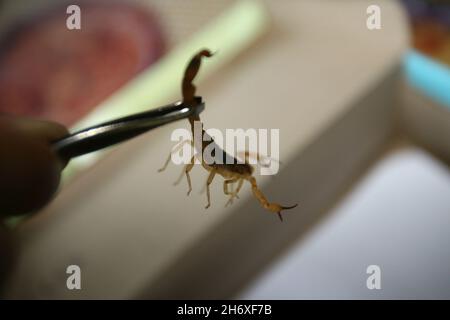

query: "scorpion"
left=158, top=49, right=297, bottom=221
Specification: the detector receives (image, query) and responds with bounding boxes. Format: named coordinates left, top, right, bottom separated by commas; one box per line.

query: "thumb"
left=0, top=115, right=69, bottom=217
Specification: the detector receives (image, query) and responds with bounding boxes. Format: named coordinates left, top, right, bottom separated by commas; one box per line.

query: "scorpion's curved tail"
left=247, top=177, right=298, bottom=221
left=182, top=49, right=214, bottom=104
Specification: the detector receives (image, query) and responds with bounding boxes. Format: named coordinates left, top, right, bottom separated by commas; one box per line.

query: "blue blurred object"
left=404, top=50, right=450, bottom=109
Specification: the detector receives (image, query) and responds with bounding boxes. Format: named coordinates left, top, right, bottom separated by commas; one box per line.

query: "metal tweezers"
left=52, top=97, right=204, bottom=160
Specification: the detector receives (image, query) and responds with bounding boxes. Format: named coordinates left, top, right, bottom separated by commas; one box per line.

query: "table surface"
left=239, top=143, right=450, bottom=299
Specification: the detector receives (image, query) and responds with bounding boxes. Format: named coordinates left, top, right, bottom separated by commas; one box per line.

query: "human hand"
left=0, top=115, right=68, bottom=218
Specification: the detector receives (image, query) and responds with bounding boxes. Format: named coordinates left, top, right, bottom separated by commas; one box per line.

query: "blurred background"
left=0, top=0, right=449, bottom=299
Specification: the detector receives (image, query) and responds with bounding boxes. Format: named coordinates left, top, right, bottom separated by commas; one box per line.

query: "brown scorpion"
left=158, top=49, right=297, bottom=221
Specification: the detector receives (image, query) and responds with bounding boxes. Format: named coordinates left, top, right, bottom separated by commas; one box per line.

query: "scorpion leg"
left=234, top=179, right=244, bottom=197
left=205, top=169, right=217, bottom=209
left=174, top=155, right=195, bottom=196
left=225, top=178, right=244, bottom=207
left=223, top=178, right=238, bottom=195
left=158, top=139, right=192, bottom=172
left=223, top=178, right=238, bottom=206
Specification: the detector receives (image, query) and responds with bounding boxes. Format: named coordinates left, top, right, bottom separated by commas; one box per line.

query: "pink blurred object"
left=0, top=2, right=165, bottom=126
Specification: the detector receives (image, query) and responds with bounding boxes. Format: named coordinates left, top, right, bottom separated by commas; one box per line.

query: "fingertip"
left=0, top=118, right=65, bottom=217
